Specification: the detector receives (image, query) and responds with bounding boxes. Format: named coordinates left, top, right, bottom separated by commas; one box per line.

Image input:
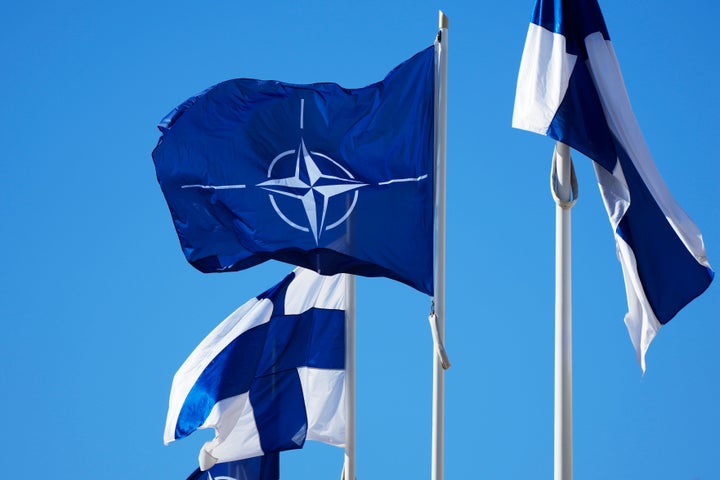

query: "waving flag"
left=165, top=268, right=346, bottom=470
left=186, top=455, right=279, bottom=480
left=513, top=0, right=713, bottom=370
left=152, top=47, right=434, bottom=295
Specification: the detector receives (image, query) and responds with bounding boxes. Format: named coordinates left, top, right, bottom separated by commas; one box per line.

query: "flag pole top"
left=438, top=10, right=449, bottom=29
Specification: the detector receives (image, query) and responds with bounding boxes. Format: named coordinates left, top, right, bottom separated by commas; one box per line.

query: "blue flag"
left=513, top=0, right=714, bottom=370
left=153, top=47, right=435, bottom=295
left=165, top=268, right=346, bottom=471
left=186, top=455, right=279, bottom=480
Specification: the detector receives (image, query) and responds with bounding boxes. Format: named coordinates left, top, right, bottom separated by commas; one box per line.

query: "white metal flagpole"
left=343, top=273, right=356, bottom=480
left=551, top=142, right=577, bottom=480
left=432, top=10, right=449, bottom=480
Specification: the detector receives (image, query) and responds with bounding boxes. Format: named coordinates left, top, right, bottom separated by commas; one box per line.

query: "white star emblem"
left=180, top=98, right=428, bottom=243
left=257, top=138, right=366, bottom=243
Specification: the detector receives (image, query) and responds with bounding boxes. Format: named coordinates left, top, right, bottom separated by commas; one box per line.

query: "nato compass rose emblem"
left=256, top=100, right=367, bottom=243
left=182, top=99, right=427, bottom=243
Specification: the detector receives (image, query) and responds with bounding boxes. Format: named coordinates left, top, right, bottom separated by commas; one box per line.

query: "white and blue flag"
left=513, top=0, right=713, bottom=371
left=165, top=268, right=346, bottom=471
left=186, top=455, right=279, bottom=480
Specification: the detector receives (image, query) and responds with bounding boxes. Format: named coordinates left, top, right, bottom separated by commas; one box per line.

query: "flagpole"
left=343, top=274, right=356, bottom=480
left=551, top=142, right=577, bottom=480
left=432, top=10, right=448, bottom=480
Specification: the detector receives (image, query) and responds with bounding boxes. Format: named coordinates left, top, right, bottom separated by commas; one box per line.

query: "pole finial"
left=438, top=10, right=449, bottom=29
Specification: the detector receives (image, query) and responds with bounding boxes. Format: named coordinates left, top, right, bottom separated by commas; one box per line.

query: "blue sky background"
left=1, top=1, right=718, bottom=478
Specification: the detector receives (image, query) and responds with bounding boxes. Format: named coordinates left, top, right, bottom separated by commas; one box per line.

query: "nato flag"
left=153, top=46, right=435, bottom=295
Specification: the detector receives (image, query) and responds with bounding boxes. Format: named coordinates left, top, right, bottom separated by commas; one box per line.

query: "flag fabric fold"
left=152, top=47, right=435, bottom=295
left=165, top=268, right=346, bottom=471
left=513, top=0, right=713, bottom=370
left=186, top=455, right=279, bottom=480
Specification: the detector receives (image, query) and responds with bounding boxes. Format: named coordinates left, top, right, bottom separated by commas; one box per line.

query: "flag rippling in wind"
left=152, top=47, right=435, bottom=295
left=165, top=268, right=346, bottom=471
left=186, top=455, right=279, bottom=480
left=513, top=0, right=713, bottom=370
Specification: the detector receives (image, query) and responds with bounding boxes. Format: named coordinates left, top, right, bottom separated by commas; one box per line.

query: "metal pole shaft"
left=432, top=10, right=448, bottom=480
left=553, top=142, right=573, bottom=480
left=344, top=274, right=356, bottom=480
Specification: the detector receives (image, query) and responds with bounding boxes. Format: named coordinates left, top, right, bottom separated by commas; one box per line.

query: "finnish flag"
left=164, top=268, right=346, bottom=470
left=186, top=455, right=279, bottom=480
left=513, top=0, right=713, bottom=371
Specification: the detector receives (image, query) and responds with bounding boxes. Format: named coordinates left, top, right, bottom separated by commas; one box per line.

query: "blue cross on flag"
left=165, top=268, right=346, bottom=471
left=513, top=0, right=714, bottom=370
left=186, top=455, right=279, bottom=480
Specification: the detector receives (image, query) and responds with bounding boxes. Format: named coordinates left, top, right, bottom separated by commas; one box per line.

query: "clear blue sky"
left=1, top=1, right=718, bottom=478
